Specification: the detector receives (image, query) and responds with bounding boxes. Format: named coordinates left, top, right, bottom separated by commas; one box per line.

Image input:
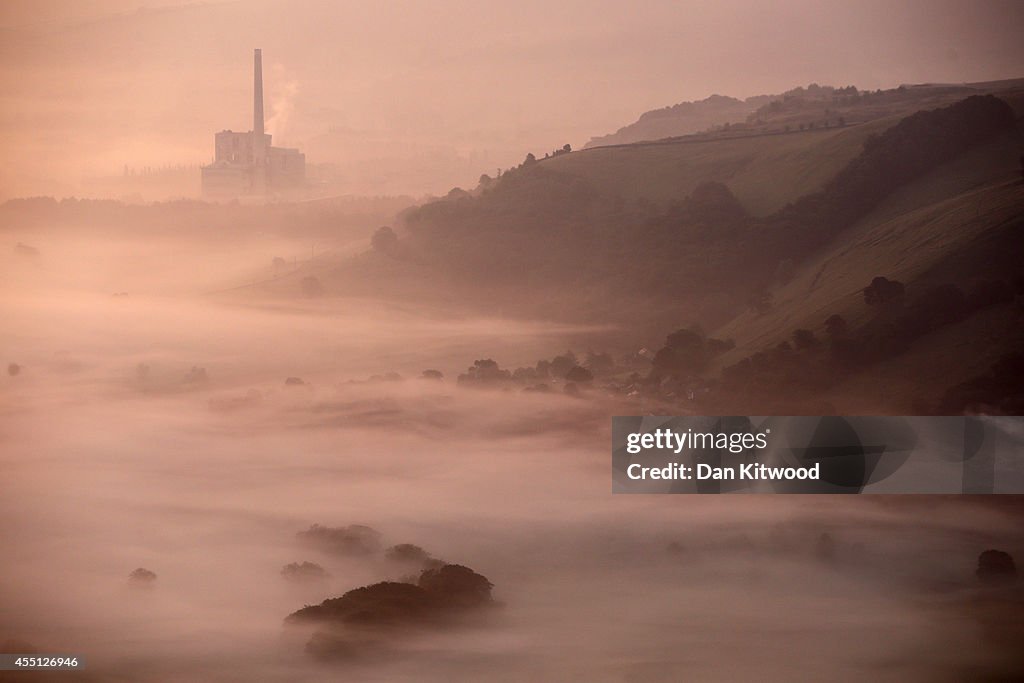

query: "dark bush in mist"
left=290, top=582, right=433, bottom=628
left=565, top=365, right=594, bottom=383
left=457, top=359, right=511, bottom=387
left=649, top=326, right=733, bottom=383
left=371, top=226, right=399, bottom=255
left=384, top=543, right=440, bottom=568
left=547, top=352, right=578, bottom=379
left=420, top=369, right=443, bottom=381
left=976, top=550, right=1017, bottom=584
left=417, top=564, right=494, bottom=609
left=281, top=561, right=330, bottom=582
left=825, top=314, right=848, bottom=338
left=129, top=567, right=157, bottom=584
left=286, top=563, right=494, bottom=635
left=583, top=351, right=615, bottom=376
left=297, top=524, right=383, bottom=556
left=863, top=276, right=905, bottom=307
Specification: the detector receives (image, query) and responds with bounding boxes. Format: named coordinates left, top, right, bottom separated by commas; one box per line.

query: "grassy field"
left=543, top=118, right=898, bottom=215
left=708, top=132, right=1024, bottom=377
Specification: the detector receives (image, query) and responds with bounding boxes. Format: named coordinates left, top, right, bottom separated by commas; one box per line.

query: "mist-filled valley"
left=3, top=202, right=1024, bottom=681
left=4, top=2, right=1024, bottom=680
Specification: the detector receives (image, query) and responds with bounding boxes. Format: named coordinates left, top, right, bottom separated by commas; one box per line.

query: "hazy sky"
left=0, top=0, right=1022, bottom=198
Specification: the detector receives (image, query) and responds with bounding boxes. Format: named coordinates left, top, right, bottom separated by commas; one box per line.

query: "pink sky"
left=0, top=0, right=1021, bottom=197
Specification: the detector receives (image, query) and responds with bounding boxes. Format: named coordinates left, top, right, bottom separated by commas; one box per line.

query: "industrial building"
left=201, top=49, right=305, bottom=197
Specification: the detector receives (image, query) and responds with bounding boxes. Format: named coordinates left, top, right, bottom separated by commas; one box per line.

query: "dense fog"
left=2, top=225, right=1022, bottom=682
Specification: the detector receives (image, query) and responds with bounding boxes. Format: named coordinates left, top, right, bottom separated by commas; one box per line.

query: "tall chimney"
left=253, top=48, right=264, bottom=137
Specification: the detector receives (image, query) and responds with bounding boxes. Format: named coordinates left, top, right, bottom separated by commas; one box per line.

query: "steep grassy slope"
left=549, top=80, right=1024, bottom=217
left=709, top=132, right=1023, bottom=374
left=543, top=117, right=897, bottom=216
left=821, top=301, right=1024, bottom=413
left=583, top=94, right=766, bottom=148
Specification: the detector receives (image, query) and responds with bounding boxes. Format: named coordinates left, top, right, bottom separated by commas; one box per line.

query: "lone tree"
left=129, top=568, right=157, bottom=585
left=281, top=561, right=330, bottom=582
left=652, top=327, right=708, bottom=379
left=371, top=226, right=399, bottom=254
left=824, top=314, right=848, bottom=338
left=565, top=365, right=594, bottom=383
left=863, top=276, right=905, bottom=307
left=976, top=549, right=1017, bottom=584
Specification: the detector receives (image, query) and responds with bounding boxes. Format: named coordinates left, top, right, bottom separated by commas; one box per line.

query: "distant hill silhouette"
left=584, top=80, right=1018, bottom=150
left=585, top=93, right=773, bottom=148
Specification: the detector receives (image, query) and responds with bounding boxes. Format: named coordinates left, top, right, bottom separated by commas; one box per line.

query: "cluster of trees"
left=384, top=543, right=443, bottom=571
left=976, top=549, right=1018, bottom=584
left=542, top=144, right=572, bottom=159
left=747, top=82, right=971, bottom=128
left=281, top=561, right=330, bottom=582
left=287, top=563, right=494, bottom=628
left=718, top=274, right=1022, bottom=407
left=287, top=563, right=496, bottom=660
left=456, top=359, right=512, bottom=386
left=474, top=145, right=573, bottom=193
left=456, top=350, right=617, bottom=391
left=371, top=225, right=399, bottom=254
left=128, top=567, right=157, bottom=585
left=296, top=524, right=383, bottom=556
left=649, top=326, right=734, bottom=382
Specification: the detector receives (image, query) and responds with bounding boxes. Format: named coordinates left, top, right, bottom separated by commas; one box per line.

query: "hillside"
left=267, top=95, right=1018, bottom=329
left=546, top=118, right=895, bottom=216
left=212, top=91, right=1024, bottom=413
left=547, top=80, right=1024, bottom=216
left=702, top=134, right=1023, bottom=412
left=711, top=133, right=1024, bottom=359
left=583, top=79, right=1024, bottom=153
left=584, top=93, right=769, bottom=148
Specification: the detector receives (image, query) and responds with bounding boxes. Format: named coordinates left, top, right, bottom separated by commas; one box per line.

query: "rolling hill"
left=545, top=119, right=894, bottom=216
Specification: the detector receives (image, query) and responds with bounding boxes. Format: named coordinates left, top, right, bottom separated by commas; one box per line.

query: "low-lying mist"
left=2, top=225, right=1022, bottom=682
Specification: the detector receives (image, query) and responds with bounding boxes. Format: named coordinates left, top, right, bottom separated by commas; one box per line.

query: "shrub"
left=864, top=276, right=904, bottom=307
